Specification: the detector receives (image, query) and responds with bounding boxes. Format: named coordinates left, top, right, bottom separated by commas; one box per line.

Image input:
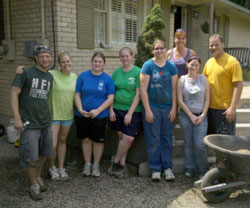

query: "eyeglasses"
left=154, top=47, right=165, bottom=51
left=176, top=28, right=186, bottom=33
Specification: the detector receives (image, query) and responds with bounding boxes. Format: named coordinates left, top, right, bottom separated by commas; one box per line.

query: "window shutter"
left=77, top=0, right=94, bottom=49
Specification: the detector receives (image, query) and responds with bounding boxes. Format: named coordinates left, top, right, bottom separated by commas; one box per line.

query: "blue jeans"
left=143, top=106, right=174, bottom=172
left=178, top=110, right=208, bottom=174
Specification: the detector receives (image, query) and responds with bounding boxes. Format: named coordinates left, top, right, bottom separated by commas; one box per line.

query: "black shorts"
left=111, top=109, right=142, bottom=137
left=75, top=116, right=108, bottom=143
left=207, top=108, right=236, bottom=135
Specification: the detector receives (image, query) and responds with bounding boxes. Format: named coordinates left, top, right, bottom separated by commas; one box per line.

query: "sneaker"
left=108, top=161, right=120, bottom=176
left=58, top=168, right=69, bottom=180
left=151, top=172, right=161, bottom=182
left=164, top=168, right=175, bottom=181
left=184, top=170, right=194, bottom=178
left=92, top=163, right=101, bottom=177
left=49, top=166, right=60, bottom=181
left=30, top=183, right=42, bottom=200
left=37, top=177, right=47, bottom=192
left=82, top=163, right=92, bottom=176
left=113, top=164, right=125, bottom=178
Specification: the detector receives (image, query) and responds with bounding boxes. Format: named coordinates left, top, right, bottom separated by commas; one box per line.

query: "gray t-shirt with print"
left=12, top=66, right=53, bottom=128
left=181, top=74, right=206, bottom=114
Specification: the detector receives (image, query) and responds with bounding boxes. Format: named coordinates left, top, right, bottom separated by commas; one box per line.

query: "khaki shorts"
left=19, top=126, right=53, bottom=167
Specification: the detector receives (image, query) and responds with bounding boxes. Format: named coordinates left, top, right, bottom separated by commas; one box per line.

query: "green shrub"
left=243, top=68, right=250, bottom=81
left=135, top=4, right=165, bottom=68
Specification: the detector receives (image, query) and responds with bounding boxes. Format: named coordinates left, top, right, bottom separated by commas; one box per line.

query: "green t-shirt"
left=12, top=66, right=53, bottom=128
left=49, top=70, right=77, bottom=120
left=112, top=65, right=142, bottom=112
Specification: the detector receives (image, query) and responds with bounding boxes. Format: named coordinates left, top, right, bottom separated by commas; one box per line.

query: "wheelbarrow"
left=195, top=134, right=250, bottom=203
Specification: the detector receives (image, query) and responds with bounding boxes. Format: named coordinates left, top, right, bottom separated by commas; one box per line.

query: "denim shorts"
left=111, top=109, right=142, bottom=137
left=19, top=126, right=53, bottom=167
left=75, top=115, right=108, bottom=143
left=51, top=119, right=74, bottom=127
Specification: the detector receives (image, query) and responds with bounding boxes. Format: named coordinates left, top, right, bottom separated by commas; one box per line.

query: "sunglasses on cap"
left=35, top=45, right=52, bottom=55
left=176, top=28, right=186, bottom=33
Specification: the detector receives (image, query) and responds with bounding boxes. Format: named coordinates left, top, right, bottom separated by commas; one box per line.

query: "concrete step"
left=236, top=123, right=250, bottom=136
left=138, top=156, right=216, bottom=176
left=236, top=109, right=250, bottom=123
left=238, top=98, right=250, bottom=108
left=172, top=140, right=215, bottom=158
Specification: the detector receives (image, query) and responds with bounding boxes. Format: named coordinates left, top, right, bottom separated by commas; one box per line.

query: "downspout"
left=41, top=0, right=45, bottom=40
left=6, top=0, right=11, bottom=40
left=208, top=1, right=214, bottom=58
left=51, top=0, right=56, bottom=69
left=209, top=2, right=214, bottom=37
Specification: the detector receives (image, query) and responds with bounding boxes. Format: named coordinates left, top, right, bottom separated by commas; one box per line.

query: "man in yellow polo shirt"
left=203, top=34, right=243, bottom=135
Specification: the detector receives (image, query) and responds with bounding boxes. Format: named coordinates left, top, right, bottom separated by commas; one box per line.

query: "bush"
left=135, top=4, right=166, bottom=68
left=243, top=68, right=250, bottom=81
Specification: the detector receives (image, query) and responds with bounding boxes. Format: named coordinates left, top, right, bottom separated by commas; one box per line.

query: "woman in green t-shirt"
left=108, top=47, right=142, bottom=178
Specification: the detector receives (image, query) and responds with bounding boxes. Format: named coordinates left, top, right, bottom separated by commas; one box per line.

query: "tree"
left=135, top=4, right=166, bottom=68
left=229, top=0, right=250, bottom=9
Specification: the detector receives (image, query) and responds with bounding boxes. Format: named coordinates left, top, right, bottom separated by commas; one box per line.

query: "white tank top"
left=181, top=74, right=206, bottom=113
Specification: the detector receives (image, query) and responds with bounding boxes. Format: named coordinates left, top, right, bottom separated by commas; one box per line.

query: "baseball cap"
left=35, top=45, right=52, bottom=55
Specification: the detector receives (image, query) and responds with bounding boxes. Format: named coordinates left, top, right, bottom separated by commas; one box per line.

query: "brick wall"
left=0, top=0, right=122, bottom=117
left=189, top=7, right=210, bottom=69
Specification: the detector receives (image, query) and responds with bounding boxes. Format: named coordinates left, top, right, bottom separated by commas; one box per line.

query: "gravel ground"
left=0, top=136, right=249, bottom=208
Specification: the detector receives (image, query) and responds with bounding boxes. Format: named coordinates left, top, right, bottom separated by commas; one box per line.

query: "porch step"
left=236, top=109, right=250, bottom=123
left=238, top=98, right=250, bottom=108
left=173, top=140, right=215, bottom=158
left=138, top=156, right=216, bottom=176
left=236, top=123, right=250, bottom=136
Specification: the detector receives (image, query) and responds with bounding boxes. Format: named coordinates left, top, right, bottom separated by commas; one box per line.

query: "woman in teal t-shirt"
left=16, top=51, right=77, bottom=181
left=108, top=47, right=142, bottom=178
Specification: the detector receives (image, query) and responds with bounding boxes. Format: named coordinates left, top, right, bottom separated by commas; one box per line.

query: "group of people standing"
left=10, top=30, right=243, bottom=200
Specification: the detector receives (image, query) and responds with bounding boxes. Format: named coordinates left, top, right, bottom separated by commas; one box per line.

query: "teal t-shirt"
left=12, top=66, right=53, bottom=128
left=49, top=70, right=77, bottom=120
left=112, top=65, right=142, bottom=112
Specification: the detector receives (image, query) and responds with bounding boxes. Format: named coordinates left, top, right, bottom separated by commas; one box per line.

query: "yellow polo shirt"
left=202, top=53, right=243, bottom=109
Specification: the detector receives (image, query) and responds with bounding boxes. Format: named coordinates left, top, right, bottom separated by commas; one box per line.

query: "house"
left=0, top=0, right=250, bottom=118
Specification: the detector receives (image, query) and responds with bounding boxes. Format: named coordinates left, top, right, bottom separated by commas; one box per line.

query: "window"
left=95, top=0, right=107, bottom=45
left=77, top=0, right=139, bottom=49
left=111, top=0, right=138, bottom=45
left=0, top=0, right=4, bottom=45
left=94, top=0, right=138, bottom=46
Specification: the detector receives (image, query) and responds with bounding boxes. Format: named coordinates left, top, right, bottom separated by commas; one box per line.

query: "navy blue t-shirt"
left=141, top=59, right=178, bottom=109
left=75, top=70, right=115, bottom=118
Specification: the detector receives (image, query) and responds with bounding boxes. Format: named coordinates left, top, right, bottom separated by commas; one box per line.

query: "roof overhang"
left=174, top=0, right=250, bottom=19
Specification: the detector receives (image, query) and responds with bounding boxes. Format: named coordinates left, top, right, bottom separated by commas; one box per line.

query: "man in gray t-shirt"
left=10, top=46, right=53, bottom=200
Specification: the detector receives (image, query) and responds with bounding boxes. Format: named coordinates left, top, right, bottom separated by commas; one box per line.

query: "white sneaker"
left=37, top=177, right=47, bottom=191
left=58, top=168, right=69, bottom=180
left=164, top=168, right=175, bottom=181
left=82, top=163, right=92, bottom=176
left=30, top=183, right=42, bottom=200
left=49, top=166, right=60, bottom=181
left=152, top=172, right=161, bottom=181
left=92, top=163, right=101, bottom=177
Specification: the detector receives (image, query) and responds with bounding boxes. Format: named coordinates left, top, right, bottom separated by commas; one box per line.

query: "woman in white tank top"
left=177, top=56, right=210, bottom=179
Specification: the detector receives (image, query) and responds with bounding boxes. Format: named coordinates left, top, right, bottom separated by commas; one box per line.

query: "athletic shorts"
left=111, top=109, right=142, bottom=137
left=75, top=115, right=108, bottom=143
left=51, top=119, right=73, bottom=127
left=19, top=126, right=53, bottom=167
left=207, top=108, right=236, bottom=135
